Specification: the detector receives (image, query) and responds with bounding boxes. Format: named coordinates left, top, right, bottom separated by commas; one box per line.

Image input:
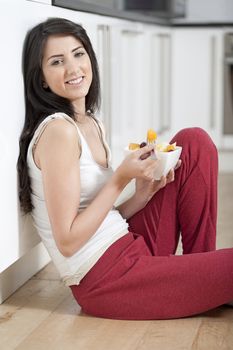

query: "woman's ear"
left=42, top=81, right=48, bottom=89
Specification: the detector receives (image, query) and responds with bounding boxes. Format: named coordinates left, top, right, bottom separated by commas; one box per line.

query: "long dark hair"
left=17, top=17, right=101, bottom=214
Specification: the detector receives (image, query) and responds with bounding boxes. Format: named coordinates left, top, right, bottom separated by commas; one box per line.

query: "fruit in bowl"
left=153, top=143, right=182, bottom=180
left=125, top=129, right=182, bottom=180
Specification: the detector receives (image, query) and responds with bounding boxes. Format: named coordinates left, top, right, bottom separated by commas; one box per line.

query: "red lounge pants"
left=70, top=128, right=233, bottom=320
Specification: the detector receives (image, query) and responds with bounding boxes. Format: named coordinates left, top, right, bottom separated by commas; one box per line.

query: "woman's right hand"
left=115, top=145, right=157, bottom=183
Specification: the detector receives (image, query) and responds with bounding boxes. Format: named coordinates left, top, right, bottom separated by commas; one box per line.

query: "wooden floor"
left=0, top=174, right=233, bottom=350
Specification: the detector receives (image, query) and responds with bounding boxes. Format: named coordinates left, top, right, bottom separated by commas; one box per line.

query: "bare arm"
left=36, top=119, right=156, bottom=257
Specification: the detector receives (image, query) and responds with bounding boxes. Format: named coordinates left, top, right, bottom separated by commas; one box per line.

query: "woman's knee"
left=171, top=127, right=217, bottom=156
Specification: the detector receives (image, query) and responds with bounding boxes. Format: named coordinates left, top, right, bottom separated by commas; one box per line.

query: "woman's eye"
left=75, top=52, right=85, bottom=57
left=51, top=59, right=63, bottom=66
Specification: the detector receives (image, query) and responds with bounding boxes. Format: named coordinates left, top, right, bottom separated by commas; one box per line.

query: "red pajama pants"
left=70, top=128, right=233, bottom=320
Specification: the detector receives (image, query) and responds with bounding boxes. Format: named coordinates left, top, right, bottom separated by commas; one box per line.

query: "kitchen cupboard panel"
left=171, top=28, right=224, bottom=147
left=96, top=24, right=112, bottom=146
left=109, top=24, right=173, bottom=168
left=149, top=29, right=172, bottom=141
left=111, top=24, right=148, bottom=167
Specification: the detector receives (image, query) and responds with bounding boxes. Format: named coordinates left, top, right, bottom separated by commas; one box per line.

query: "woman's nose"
left=66, top=59, right=80, bottom=75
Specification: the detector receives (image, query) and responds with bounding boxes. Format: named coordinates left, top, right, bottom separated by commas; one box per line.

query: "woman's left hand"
left=135, top=159, right=182, bottom=206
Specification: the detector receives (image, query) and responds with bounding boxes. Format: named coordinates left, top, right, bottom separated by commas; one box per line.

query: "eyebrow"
left=47, top=46, right=84, bottom=62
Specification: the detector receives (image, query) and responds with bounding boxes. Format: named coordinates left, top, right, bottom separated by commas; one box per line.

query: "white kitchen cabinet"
left=96, top=24, right=112, bottom=146
left=147, top=27, right=172, bottom=142
left=110, top=22, right=172, bottom=167
left=110, top=22, right=149, bottom=167
left=222, top=27, right=233, bottom=149
left=171, top=28, right=224, bottom=147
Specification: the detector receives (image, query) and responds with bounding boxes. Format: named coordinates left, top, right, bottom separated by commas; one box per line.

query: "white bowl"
left=153, top=146, right=182, bottom=180
left=124, top=146, right=182, bottom=180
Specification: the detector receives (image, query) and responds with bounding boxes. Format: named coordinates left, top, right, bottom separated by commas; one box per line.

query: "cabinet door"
left=110, top=23, right=152, bottom=167
left=149, top=29, right=172, bottom=141
left=171, top=28, right=223, bottom=147
left=96, top=24, right=112, bottom=146
left=222, top=29, right=233, bottom=149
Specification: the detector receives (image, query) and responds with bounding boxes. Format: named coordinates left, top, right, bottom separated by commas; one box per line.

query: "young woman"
left=17, top=17, right=233, bottom=320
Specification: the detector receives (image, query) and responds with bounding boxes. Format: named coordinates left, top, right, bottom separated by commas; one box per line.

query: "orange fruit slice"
left=165, top=142, right=177, bottom=152
left=129, top=143, right=140, bottom=150
left=147, top=129, right=157, bottom=143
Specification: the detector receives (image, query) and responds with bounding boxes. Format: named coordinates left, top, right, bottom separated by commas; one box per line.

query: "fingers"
left=140, top=152, right=151, bottom=160
left=144, top=159, right=180, bottom=184
left=166, top=160, right=181, bottom=183
left=138, top=144, right=155, bottom=154
left=142, top=165, right=157, bottom=181
left=166, top=168, right=175, bottom=183
left=158, top=176, right=167, bottom=188
left=166, top=159, right=181, bottom=182
left=134, top=145, right=155, bottom=160
left=128, top=151, right=181, bottom=184
left=156, top=172, right=173, bottom=189
left=174, top=159, right=182, bottom=170
left=138, top=158, right=181, bottom=190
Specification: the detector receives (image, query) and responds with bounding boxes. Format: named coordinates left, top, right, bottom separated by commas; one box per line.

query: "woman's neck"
left=72, top=99, right=87, bottom=122
left=75, top=112, right=89, bottom=124
left=73, top=100, right=89, bottom=124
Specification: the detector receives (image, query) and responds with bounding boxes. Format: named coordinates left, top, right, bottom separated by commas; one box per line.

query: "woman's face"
left=42, top=34, right=93, bottom=110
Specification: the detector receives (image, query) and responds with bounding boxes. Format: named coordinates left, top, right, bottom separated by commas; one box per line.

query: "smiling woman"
left=17, top=17, right=233, bottom=321
left=42, top=35, right=93, bottom=111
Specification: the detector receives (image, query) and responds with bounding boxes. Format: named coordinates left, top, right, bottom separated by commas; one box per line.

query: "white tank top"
left=27, top=112, right=128, bottom=286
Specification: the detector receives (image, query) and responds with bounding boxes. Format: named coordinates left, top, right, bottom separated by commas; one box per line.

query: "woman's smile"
left=66, top=76, right=84, bottom=85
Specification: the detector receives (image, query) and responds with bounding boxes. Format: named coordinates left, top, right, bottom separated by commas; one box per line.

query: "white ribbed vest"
left=27, top=112, right=128, bottom=285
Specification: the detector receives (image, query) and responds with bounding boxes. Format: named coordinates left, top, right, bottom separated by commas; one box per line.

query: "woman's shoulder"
left=33, top=113, right=80, bottom=152
left=43, top=115, right=76, bottom=134
left=40, top=112, right=77, bottom=129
